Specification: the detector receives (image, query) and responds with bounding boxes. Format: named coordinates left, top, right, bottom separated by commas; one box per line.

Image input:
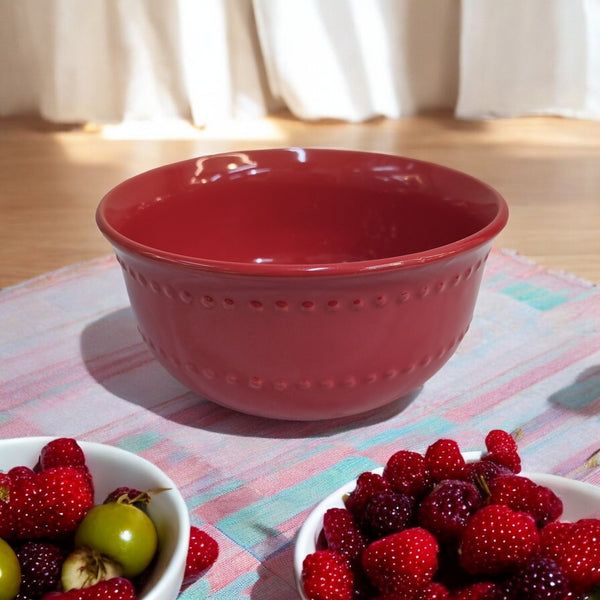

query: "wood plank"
left=1, top=112, right=599, bottom=287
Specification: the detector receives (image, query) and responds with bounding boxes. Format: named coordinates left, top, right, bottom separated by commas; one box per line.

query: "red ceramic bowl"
left=96, top=148, right=508, bottom=420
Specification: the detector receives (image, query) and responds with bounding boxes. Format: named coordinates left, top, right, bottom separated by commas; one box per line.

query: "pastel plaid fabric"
left=1, top=248, right=599, bottom=598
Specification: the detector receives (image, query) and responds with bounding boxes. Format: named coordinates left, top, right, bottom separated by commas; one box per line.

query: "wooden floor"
left=1, top=111, right=599, bottom=288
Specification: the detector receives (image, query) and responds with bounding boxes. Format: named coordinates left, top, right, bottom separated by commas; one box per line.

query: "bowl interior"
left=98, top=149, right=507, bottom=270
left=0, top=437, right=189, bottom=600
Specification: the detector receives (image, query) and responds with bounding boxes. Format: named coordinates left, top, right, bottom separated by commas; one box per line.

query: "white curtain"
left=457, top=0, right=600, bottom=119
left=1, top=0, right=599, bottom=125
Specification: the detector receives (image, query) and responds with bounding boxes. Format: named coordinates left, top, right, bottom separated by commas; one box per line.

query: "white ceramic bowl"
left=0, top=437, right=190, bottom=600
left=294, top=451, right=600, bottom=600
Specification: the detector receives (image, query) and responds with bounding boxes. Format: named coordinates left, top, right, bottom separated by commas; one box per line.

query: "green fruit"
left=74, top=502, right=158, bottom=578
left=61, top=547, right=123, bottom=591
left=0, top=537, right=20, bottom=600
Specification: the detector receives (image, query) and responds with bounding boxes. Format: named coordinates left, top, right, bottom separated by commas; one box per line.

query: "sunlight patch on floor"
left=92, top=117, right=288, bottom=142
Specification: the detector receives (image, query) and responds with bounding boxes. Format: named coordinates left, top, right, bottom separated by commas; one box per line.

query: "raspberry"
left=1, top=465, right=94, bottom=540
left=36, top=466, right=95, bottom=539
left=532, top=485, right=563, bottom=525
left=41, top=576, right=136, bottom=599
left=16, top=540, right=63, bottom=597
left=322, top=508, right=367, bottom=565
left=482, top=430, right=521, bottom=473
left=361, top=527, right=438, bottom=596
left=301, top=549, right=354, bottom=600
left=485, top=430, right=518, bottom=454
left=8, top=465, right=36, bottom=482
left=458, top=504, right=539, bottom=576
left=383, top=451, right=432, bottom=499
left=362, top=490, right=415, bottom=538
left=345, top=472, right=393, bottom=519
left=540, top=518, right=600, bottom=594
left=487, top=474, right=563, bottom=526
left=415, top=581, right=451, bottom=599
left=424, top=439, right=466, bottom=482
left=38, top=438, right=86, bottom=470
left=539, top=520, right=573, bottom=556
left=418, top=479, right=482, bottom=542
left=503, top=556, right=567, bottom=600
left=37, top=437, right=94, bottom=492
left=182, top=526, right=219, bottom=587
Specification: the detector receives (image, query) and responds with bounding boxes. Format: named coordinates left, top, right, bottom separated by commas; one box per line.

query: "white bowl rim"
left=0, top=436, right=190, bottom=600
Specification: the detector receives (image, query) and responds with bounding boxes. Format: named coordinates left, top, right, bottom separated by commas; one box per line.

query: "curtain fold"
left=456, top=0, right=600, bottom=120
left=253, top=0, right=459, bottom=121
left=0, top=0, right=598, bottom=125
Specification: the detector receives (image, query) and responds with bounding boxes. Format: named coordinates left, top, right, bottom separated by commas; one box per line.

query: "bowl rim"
left=96, top=148, right=509, bottom=278
left=0, top=436, right=190, bottom=600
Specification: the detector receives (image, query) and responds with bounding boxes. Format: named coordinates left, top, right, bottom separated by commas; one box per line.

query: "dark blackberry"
left=361, top=490, right=415, bottom=538
left=418, top=479, right=482, bottom=542
left=322, top=507, right=367, bottom=565
left=505, top=556, right=568, bottom=600
left=465, top=459, right=512, bottom=491
left=344, top=471, right=392, bottom=520
left=16, top=540, right=63, bottom=597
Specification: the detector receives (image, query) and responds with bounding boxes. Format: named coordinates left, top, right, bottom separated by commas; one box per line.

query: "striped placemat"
left=1, top=248, right=599, bottom=598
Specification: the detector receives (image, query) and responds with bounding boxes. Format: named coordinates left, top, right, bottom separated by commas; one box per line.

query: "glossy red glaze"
left=97, top=148, right=508, bottom=420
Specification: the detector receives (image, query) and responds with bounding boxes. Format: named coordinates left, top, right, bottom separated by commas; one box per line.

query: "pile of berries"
left=0, top=438, right=218, bottom=600
left=301, top=430, right=600, bottom=600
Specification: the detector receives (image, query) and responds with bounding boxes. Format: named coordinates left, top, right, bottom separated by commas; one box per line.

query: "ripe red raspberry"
left=41, top=576, right=136, bottom=599
left=37, top=437, right=94, bottom=492
left=38, top=438, right=86, bottom=470
left=424, top=439, right=466, bottom=482
left=362, top=490, right=415, bottom=538
left=301, top=549, right=354, bottom=600
left=345, top=471, right=393, bottom=519
left=458, top=504, right=540, bottom=576
left=540, top=518, right=600, bottom=594
left=8, top=465, right=36, bottom=482
left=2, top=465, right=94, bottom=540
left=383, top=450, right=432, bottom=499
left=482, top=430, right=521, bottom=473
left=361, top=527, right=438, bottom=596
left=182, top=526, right=219, bottom=587
left=451, top=582, right=497, bottom=599
left=418, top=479, right=482, bottom=542
left=322, top=508, right=367, bottom=565
left=487, top=474, right=563, bottom=526
left=539, top=520, right=573, bottom=554
left=40, top=466, right=95, bottom=538
left=16, top=540, right=63, bottom=597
